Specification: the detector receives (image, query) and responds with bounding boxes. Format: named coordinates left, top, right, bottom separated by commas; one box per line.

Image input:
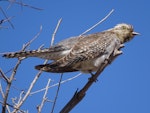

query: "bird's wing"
left=56, top=32, right=116, bottom=67
left=35, top=31, right=118, bottom=72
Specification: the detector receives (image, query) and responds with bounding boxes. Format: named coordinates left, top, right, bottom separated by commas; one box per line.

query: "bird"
left=3, top=23, right=139, bottom=73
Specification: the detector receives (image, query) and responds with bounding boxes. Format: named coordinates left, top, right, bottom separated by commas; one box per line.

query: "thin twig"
left=50, top=18, right=63, bottom=113
left=2, top=31, right=37, bottom=111
left=0, top=69, right=9, bottom=83
left=80, top=9, right=114, bottom=36
left=7, top=0, right=43, bottom=10
left=0, top=16, right=14, bottom=25
left=12, top=71, right=43, bottom=113
left=51, top=73, right=63, bottom=113
left=0, top=16, right=14, bottom=29
left=0, top=81, right=11, bottom=113
left=0, top=81, right=5, bottom=98
left=30, top=73, right=82, bottom=95
left=23, top=26, right=43, bottom=50
left=2, top=59, right=22, bottom=113
left=0, top=100, right=26, bottom=113
left=51, top=18, right=62, bottom=46
left=37, top=79, right=51, bottom=113
left=0, top=7, right=14, bottom=29
left=17, top=91, right=25, bottom=105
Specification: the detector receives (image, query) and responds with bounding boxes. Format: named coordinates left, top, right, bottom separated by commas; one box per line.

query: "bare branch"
left=0, top=7, right=14, bottom=29
left=51, top=18, right=62, bottom=46
left=0, top=81, right=11, bottom=113
left=0, top=81, right=5, bottom=98
left=0, top=69, right=9, bottom=83
left=0, top=100, right=26, bottom=113
left=37, top=79, right=51, bottom=113
left=80, top=9, right=114, bottom=36
left=0, top=16, right=14, bottom=29
left=30, top=73, right=82, bottom=95
left=7, top=0, right=43, bottom=10
left=23, top=26, right=43, bottom=51
left=2, top=59, right=22, bottom=113
left=51, top=73, right=63, bottom=113
left=17, top=91, right=25, bottom=105
left=2, top=26, right=42, bottom=113
left=12, top=71, right=43, bottom=113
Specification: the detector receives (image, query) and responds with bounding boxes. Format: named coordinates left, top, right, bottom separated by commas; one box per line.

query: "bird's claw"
left=88, top=72, right=98, bottom=82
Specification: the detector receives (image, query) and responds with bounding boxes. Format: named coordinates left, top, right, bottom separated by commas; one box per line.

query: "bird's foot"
left=88, top=72, right=98, bottom=82
left=113, top=46, right=123, bottom=56
left=119, top=44, right=125, bottom=48
left=114, top=50, right=123, bottom=56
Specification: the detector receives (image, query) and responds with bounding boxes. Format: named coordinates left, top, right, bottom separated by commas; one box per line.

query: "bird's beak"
left=132, top=31, right=140, bottom=35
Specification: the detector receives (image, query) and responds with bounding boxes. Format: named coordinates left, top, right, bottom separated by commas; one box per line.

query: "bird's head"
left=112, top=23, right=139, bottom=43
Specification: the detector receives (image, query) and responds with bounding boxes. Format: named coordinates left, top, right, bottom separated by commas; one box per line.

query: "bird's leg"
left=89, top=72, right=95, bottom=76
left=88, top=72, right=98, bottom=82
left=105, top=57, right=112, bottom=64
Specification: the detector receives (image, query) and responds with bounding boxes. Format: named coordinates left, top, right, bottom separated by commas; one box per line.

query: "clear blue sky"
left=0, top=0, right=150, bottom=113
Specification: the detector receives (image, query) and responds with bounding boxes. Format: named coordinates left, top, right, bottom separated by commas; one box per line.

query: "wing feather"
left=43, top=31, right=117, bottom=68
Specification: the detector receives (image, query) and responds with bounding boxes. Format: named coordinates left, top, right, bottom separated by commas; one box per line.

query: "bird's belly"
left=74, top=55, right=106, bottom=73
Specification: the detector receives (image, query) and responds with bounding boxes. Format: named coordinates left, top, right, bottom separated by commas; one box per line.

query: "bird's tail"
left=3, top=50, right=39, bottom=58
left=2, top=49, right=50, bottom=59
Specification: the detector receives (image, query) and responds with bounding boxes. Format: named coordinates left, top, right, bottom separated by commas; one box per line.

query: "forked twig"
left=2, top=59, right=22, bottom=113
left=1, top=26, right=42, bottom=113
left=0, top=7, right=14, bottom=29
left=37, top=79, right=51, bottom=113
left=0, top=100, right=26, bottom=113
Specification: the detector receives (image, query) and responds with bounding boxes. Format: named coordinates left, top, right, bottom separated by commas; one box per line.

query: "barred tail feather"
left=2, top=50, right=39, bottom=58
left=2, top=48, right=69, bottom=60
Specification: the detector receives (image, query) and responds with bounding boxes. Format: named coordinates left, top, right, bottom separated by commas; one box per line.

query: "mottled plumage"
left=3, top=23, right=139, bottom=73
